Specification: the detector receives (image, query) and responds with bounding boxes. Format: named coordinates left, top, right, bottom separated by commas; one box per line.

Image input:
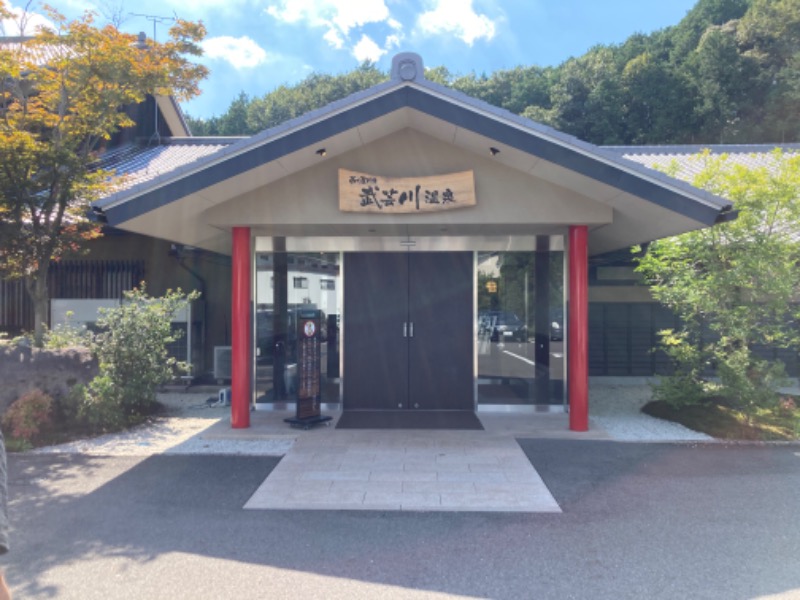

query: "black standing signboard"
left=284, top=309, right=332, bottom=429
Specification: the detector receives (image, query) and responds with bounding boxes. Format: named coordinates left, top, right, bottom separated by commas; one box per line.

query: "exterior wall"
left=83, top=231, right=232, bottom=377
left=587, top=260, right=800, bottom=377
left=0, top=230, right=232, bottom=379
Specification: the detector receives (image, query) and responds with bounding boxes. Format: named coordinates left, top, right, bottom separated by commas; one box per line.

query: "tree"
left=546, top=47, right=627, bottom=145
left=621, top=51, right=696, bottom=144
left=0, top=3, right=207, bottom=345
left=635, top=150, right=800, bottom=413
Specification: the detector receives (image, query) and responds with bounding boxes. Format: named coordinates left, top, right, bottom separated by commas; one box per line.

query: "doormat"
left=336, top=410, right=484, bottom=430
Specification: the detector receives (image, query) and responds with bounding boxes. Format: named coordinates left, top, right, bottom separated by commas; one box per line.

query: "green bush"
left=1, top=287, right=199, bottom=438
left=43, top=312, right=93, bottom=350
left=0, top=312, right=91, bottom=351
left=89, top=284, right=199, bottom=427
left=715, top=348, right=787, bottom=414
left=650, top=329, right=709, bottom=408
left=80, top=375, right=126, bottom=431
left=651, top=372, right=707, bottom=409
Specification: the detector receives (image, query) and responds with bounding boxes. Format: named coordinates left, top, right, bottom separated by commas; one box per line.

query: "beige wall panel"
left=82, top=232, right=232, bottom=372
left=204, top=129, right=612, bottom=230
left=589, top=286, right=654, bottom=303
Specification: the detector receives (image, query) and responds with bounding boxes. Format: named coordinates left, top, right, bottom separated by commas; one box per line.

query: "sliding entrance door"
left=344, top=252, right=473, bottom=411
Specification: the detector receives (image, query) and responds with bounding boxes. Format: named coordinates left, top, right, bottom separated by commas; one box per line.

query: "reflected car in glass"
left=479, top=311, right=528, bottom=342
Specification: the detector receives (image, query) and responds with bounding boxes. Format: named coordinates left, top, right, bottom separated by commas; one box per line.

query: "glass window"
left=477, top=249, right=564, bottom=406
left=255, top=252, right=341, bottom=406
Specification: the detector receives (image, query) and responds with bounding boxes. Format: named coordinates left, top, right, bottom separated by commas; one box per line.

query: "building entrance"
left=343, top=252, right=473, bottom=411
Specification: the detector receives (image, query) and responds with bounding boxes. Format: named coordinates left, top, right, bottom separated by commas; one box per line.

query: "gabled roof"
left=92, top=52, right=737, bottom=255
left=96, top=138, right=242, bottom=189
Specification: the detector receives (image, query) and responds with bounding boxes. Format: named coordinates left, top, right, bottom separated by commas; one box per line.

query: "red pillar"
left=231, top=227, right=251, bottom=428
left=568, top=225, right=589, bottom=431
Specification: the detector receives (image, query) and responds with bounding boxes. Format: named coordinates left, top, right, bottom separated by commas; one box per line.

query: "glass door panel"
left=254, top=251, right=341, bottom=405
left=477, top=247, right=564, bottom=405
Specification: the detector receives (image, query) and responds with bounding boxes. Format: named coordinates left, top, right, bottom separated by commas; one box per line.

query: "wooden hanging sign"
left=339, top=169, right=476, bottom=213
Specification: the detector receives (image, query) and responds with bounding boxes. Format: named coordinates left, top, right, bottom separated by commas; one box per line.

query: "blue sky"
left=3, top=0, right=699, bottom=120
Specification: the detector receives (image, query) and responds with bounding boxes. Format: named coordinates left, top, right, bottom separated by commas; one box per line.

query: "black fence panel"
left=588, top=302, right=799, bottom=377
left=0, top=260, right=145, bottom=333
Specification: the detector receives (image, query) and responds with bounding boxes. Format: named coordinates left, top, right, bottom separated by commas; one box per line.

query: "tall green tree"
left=636, top=151, right=800, bottom=413
left=0, top=4, right=207, bottom=344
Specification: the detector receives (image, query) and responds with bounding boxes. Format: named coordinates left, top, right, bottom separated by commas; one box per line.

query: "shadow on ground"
left=7, top=441, right=800, bottom=599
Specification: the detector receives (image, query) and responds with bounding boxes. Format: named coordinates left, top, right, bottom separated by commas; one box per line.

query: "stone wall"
left=0, top=346, right=97, bottom=412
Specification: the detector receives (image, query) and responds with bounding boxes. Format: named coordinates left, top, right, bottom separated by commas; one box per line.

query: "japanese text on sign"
left=339, top=169, right=476, bottom=213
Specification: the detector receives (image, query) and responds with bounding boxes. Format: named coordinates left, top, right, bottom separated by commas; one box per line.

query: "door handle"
left=403, top=322, right=408, bottom=337
left=409, top=322, right=414, bottom=338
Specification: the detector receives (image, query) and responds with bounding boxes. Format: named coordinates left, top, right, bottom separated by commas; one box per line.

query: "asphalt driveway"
left=6, top=441, right=800, bottom=599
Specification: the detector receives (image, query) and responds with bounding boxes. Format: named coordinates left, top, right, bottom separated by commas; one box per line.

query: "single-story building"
left=82, top=52, right=744, bottom=431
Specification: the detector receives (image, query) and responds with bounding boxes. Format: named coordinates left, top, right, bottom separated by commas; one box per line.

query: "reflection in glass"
left=254, top=252, right=341, bottom=405
left=477, top=249, right=564, bottom=405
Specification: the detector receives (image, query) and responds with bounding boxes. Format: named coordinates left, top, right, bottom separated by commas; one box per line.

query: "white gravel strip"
left=591, top=414, right=712, bottom=442
left=28, top=381, right=717, bottom=456
left=589, top=378, right=713, bottom=442
left=30, top=416, right=294, bottom=456
left=30, top=393, right=295, bottom=457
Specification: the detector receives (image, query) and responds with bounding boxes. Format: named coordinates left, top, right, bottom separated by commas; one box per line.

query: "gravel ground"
left=27, top=381, right=713, bottom=457
left=589, top=378, right=713, bottom=442
left=29, top=393, right=295, bottom=457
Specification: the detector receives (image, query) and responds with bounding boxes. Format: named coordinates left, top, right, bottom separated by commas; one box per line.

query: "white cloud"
left=417, top=0, right=496, bottom=45
left=155, top=0, right=247, bottom=11
left=201, top=36, right=269, bottom=69
left=323, top=28, right=345, bottom=50
left=352, top=34, right=385, bottom=63
left=385, top=33, right=402, bottom=50
left=0, top=3, right=57, bottom=36
left=267, top=0, right=389, bottom=33
left=266, top=0, right=398, bottom=53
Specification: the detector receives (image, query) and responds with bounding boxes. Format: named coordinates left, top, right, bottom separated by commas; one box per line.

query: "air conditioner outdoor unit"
left=213, top=346, right=232, bottom=383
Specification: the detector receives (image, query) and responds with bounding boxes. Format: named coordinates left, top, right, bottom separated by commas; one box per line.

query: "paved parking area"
left=8, top=442, right=800, bottom=600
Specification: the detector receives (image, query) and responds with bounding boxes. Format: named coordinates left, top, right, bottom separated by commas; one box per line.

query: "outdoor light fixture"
left=91, top=205, right=107, bottom=223
left=490, top=147, right=500, bottom=156
left=316, top=148, right=327, bottom=157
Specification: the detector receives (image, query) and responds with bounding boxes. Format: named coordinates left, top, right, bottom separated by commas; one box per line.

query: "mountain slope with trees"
left=187, top=0, right=800, bottom=146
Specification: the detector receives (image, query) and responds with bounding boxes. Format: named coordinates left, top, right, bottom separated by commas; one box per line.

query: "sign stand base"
left=283, top=415, right=333, bottom=430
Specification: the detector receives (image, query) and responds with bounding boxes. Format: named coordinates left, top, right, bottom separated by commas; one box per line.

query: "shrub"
left=43, top=312, right=92, bottom=350
left=79, top=375, right=126, bottom=431
left=89, top=284, right=199, bottom=426
left=715, top=348, right=787, bottom=415
left=651, top=372, right=707, bottom=409
left=53, top=383, right=90, bottom=432
left=650, top=329, right=709, bottom=408
left=2, top=389, right=54, bottom=447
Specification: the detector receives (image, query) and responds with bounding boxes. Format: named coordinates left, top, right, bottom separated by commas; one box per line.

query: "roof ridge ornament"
left=391, top=52, right=424, bottom=82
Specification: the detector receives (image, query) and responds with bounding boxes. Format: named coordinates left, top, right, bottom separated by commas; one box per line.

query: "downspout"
left=170, top=245, right=208, bottom=378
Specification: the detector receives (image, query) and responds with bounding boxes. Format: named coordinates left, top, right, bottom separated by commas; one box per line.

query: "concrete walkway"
left=245, top=429, right=561, bottom=512
left=202, top=409, right=611, bottom=513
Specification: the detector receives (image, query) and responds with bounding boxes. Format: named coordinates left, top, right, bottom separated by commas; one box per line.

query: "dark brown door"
left=344, top=252, right=473, bottom=410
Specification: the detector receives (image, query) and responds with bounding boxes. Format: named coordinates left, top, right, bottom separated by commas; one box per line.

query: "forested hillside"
left=186, top=0, right=800, bottom=145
